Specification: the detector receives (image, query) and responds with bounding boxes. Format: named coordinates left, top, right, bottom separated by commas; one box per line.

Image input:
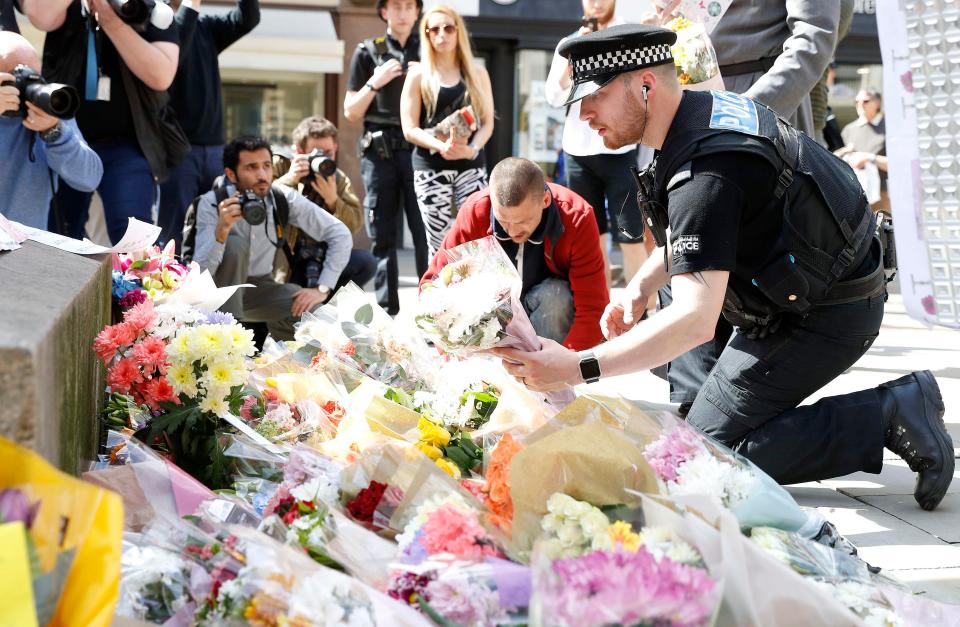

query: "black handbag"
left=119, top=63, right=190, bottom=182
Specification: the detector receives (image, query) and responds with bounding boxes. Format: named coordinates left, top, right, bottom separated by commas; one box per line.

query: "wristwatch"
left=39, top=122, right=63, bottom=144
left=578, top=350, right=602, bottom=384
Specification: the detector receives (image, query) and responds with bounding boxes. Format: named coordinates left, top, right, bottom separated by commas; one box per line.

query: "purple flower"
left=540, top=548, right=717, bottom=627
left=206, top=311, right=237, bottom=325
left=643, top=424, right=704, bottom=482
left=0, top=489, right=40, bottom=529
left=118, top=289, right=148, bottom=310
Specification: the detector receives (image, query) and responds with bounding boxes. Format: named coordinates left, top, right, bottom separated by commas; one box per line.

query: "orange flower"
left=481, top=433, right=525, bottom=534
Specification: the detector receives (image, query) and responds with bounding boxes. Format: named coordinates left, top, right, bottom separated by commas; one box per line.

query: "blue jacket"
left=0, top=117, right=103, bottom=228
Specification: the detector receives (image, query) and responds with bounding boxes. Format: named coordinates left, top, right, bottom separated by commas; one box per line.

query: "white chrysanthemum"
left=167, top=363, right=198, bottom=397
left=199, top=395, right=228, bottom=417
left=580, top=510, right=611, bottom=537
left=291, top=475, right=338, bottom=506
left=665, top=540, right=702, bottom=565
left=670, top=453, right=755, bottom=505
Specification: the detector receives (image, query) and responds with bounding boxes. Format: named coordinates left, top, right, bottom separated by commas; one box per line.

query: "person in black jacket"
left=0, top=0, right=19, bottom=32
left=159, top=0, right=259, bottom=249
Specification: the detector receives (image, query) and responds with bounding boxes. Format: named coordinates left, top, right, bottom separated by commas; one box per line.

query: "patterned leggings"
left=414, top=167, right=488, bottom=255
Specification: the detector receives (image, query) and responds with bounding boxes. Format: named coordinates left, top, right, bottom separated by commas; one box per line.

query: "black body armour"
left=362, top=36, right=417, bottom=129
left=645, top=90, right=881, bottom=327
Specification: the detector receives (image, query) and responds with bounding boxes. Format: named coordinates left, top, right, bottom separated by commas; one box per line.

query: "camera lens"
left=306, top=149, right=337, bottom=178
left=28, top=83, right=80, bottom=119
left=240, top=191, right=267, bottom=225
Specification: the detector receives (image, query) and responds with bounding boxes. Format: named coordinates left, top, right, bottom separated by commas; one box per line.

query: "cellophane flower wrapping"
left=415, top=236, right=575, bottom=408
left=666, top=14, right=724, bottom=91
left=295, top=282, right=439, bottom=393
left=530, top=493, right=721, bottom=627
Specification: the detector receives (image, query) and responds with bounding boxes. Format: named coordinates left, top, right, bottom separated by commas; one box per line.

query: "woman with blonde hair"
left=401, top=4, right=495, bottom=255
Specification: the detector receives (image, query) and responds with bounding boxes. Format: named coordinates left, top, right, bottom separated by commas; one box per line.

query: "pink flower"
left=142, top=376, right=177, bottom=410
left=118, top=290, right=147, bottom=310
left=239, top=396, right=259, bottom=421
left=93, top=322, right=139, bottom=363
left=107, top=357, right=142, bottom=393
left=419, top=504, right=502, bottom=559
left=542, top=548, right=717, bottom=627
left=132, top=335, right=167, bottom=373
left=643, top=424, right=704, bottom=483
left=122, top=300, right=156, bottom=333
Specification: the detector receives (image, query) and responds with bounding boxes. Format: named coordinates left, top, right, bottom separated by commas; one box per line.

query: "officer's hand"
left=370, top=58, right=404, bottom=90
left=291, top=286, right=329, bottom=317
left=492, top=339, right=580, bottom=391
left=576, top=25, right=593, bottom=37
left=0, top=73, right=20, bottom=116
left=90, top=0, right=123, bottom=31
left=215, top=194, right=243, bottom=244
left=282, top=154, right=311, bottom=185
left=23, top=102, right=60, bottom=134
left=310, top=174, right=338, bottom=210
left=600, top=283, right=647, bottom=339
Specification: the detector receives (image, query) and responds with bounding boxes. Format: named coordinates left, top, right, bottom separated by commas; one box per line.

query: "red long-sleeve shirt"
left=420, top=183, right=609, bottom=351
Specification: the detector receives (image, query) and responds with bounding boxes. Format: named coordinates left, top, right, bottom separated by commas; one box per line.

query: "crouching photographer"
left=189, top=135, right=352, bottom=341
left=0, top=31, right=102, bottom=228
left=274, top=116, right=377, bottom=292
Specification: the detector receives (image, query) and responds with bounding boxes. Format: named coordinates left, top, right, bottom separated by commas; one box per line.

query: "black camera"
left=239, top=190, right=267, bottom=225
left=1, top=65, right=80, bottom=120
left=109, top=0, right=159, bottom=30
left=293, top=237, right=328, bottom=289
left=301, top=148, right=337, bottom=184
left=581, top=16, right=599, bottom=32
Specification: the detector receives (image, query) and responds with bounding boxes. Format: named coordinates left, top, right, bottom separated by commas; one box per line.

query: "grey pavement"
left=392, top=247, right=960, bottom=604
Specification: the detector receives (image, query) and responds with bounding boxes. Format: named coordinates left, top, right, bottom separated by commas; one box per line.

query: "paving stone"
left=821, top=459, right=958, bottom=497
left=886, top=568, right=960, bottom=605
left=860, top=494, right=960, bottom=543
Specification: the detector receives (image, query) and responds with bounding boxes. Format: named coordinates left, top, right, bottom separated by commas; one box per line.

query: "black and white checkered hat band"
left=573, top=43, right=673, bottom=82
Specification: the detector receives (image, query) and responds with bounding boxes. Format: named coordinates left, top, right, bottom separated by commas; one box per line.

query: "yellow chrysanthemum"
left=607, top=521, right=641, bottom=552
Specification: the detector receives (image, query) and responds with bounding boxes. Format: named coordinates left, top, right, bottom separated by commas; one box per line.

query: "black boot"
left=879, top=370, right=954, bottom=511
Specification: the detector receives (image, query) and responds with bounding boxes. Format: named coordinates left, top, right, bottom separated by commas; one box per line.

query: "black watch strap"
left=579, top=350, right=602, bottom=384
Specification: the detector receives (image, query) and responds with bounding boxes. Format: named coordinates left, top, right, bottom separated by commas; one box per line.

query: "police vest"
left=361, top=35, right=417, bottom=129
left=653, top=90, right=879, bottom=322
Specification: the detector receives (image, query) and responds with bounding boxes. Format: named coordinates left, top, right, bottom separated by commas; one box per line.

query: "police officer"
left=344, top=0, right=429, bottom=315
left=494, top=24, right=955, bottom=511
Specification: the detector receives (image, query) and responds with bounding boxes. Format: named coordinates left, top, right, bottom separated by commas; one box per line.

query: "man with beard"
left=495, top=24, right=954, bottom=512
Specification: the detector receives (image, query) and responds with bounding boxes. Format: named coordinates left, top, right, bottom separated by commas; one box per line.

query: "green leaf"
left=417, top=597, right=461, bottom=627
left=129, top=259, right=147, bottom=270
left=354, top=303, right=374, bottom=325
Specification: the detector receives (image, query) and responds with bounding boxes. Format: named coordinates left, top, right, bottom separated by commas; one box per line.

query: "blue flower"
left=206, top=311, right=237, bottom=325
left=111, top=271, right=141, bottom=300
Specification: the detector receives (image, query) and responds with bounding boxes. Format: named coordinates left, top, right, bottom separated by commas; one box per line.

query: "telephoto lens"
left=239, top=190, right=267, bottom=225
left=302, top=148, right=337, bottom=183
left=0, top=65, right=80, bottom=119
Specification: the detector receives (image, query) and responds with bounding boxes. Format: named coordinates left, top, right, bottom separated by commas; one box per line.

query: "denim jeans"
left=51, top=140, right=155, bottom=244
left=158, top=144, right=224, bottom=249
left=686, top=294, right=887, bottom=485
left=522, top=277, right=574, bottom=345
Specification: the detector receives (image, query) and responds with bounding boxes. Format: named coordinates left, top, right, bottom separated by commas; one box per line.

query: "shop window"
left=515, top=49, right=564, bottom=180
left=222, top=79, right=325, bottom=146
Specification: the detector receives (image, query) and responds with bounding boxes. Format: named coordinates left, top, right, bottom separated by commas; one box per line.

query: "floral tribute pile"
left=70, top=238, right=960, bottom=627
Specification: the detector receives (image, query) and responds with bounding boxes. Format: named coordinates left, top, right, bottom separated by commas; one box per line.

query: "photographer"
left=343, top=0, right=429, bottom=316
left=159, top=0, right=260, bottom=248
left=20, top=0, right=183, bottom=243
left=192, top=136, right=352, bottom=341
left=0, top=31, right=102, bottom=228
left=274, top=116, right=377, bottom=290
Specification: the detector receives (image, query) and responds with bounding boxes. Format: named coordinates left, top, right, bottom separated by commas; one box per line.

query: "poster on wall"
left=877, top=1, right=960, bottom=329
left=526, top=80, right=565, bottom=164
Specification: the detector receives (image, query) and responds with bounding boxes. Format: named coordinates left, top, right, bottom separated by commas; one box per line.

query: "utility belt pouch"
left=751, top=253, right=812, bottom=314
left=876, top=213, right=897, bottom=272
left=370, top=130, right=392, bottom=160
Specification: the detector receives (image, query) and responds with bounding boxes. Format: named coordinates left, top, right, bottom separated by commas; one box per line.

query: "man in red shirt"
left=421, top=157, right=608, bottom=350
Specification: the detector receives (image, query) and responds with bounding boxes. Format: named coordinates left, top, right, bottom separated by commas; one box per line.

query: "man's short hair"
left=489, top=158, right=545, bottom=207
left=224, top=136, right=272, bottom=171
left=292, top=116, right=339, bottom=152
left=857, top=87, right=882, bottom=102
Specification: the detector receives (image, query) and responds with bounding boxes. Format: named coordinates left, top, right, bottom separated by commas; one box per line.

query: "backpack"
left=181, top=178, right=291, bottom=265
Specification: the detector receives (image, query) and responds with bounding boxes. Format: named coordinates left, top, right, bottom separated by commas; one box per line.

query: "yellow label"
left=0, top=522, right=39, bottom=627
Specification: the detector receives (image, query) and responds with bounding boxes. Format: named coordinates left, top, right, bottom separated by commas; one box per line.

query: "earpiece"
left=642, top=84, right=649, bottom=102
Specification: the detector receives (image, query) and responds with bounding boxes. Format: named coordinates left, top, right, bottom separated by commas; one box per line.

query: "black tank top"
left=412, top=80, right=485, bottom=173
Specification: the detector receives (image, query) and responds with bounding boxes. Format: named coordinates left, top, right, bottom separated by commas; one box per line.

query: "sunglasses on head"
left=426, top=23, right=456, bottom=36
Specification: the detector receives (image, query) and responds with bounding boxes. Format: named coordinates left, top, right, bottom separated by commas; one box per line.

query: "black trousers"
left=686, top=294, right=887, bottom=485
left=361, top=148, right=429, bottom=315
